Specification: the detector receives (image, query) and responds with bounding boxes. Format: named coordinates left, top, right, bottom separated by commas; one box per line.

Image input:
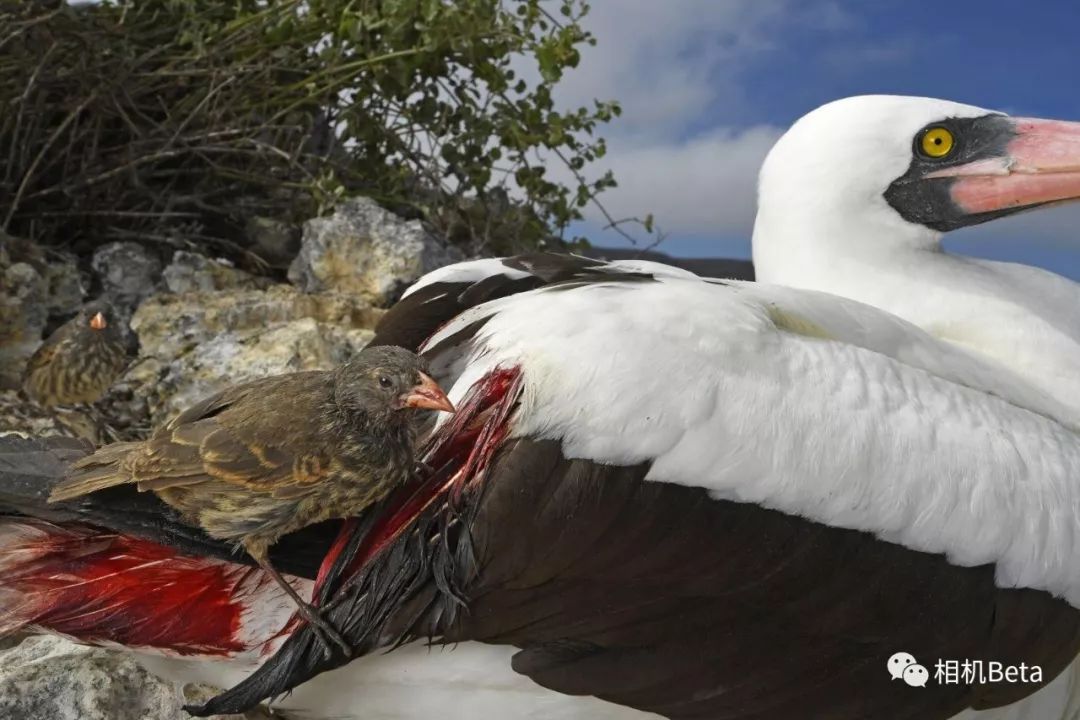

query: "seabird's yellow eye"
left=920, top=127, right=954, bottom=158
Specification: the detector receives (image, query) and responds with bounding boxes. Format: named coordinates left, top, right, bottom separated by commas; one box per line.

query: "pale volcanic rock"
left=289, top=196, right=463, bottom=305
left=0, top=390, right=106, bottom=444
left=0, top=636, right=271, bottom=720
left=244, top=215, right=300, bottom=266
left=123, top=285, right=380, bottom=424
left=91, top=241, right=163, bottom=315
left=0, top=262, right=47, bottom=390
left=42, top=254, right=86, bottom=318
left=162, top=251, right=271, bottom=294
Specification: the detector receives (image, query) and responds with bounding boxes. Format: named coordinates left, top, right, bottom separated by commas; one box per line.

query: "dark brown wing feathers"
left=369, top=253, right=628, bottom=352
left=198, top=439, right=1080, bottom=720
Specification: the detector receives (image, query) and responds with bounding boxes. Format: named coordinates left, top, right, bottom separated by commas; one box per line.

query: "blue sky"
left=561, top=1, right=1080, bottom=278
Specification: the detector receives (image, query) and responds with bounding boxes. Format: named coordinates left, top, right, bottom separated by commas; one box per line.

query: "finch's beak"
left=402, top=372, right=455, bottom=413
left=89, top=312, right=107, bottom=331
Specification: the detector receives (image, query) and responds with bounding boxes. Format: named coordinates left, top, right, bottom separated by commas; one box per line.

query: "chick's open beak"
left=402, top=372, right=455, bottom=413
left=89, top=312, right=107, bottom=331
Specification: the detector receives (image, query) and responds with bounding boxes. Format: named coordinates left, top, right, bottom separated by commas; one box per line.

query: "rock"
left=43, top=255, right=86, bottom=318
left=127, top=285, right=381, bottom=424
left=0, top=636, right=269, bottom=720
left=0, top=262, right=47, bottom=389
left=162, top=251, right=271, bottom=294
left=94, top=357, right=161, bottom=441
left=245, top=216, right=300, bottom=266
left=0, top=632, right=25, bottom=652
left=154, top=318, right=374, bottom=420
left=0, top=233, right=46, bottom=272
left=180, top=684, right=275, bottom=720
left=0, top=390, right=108, bottom=444
left=289, top=196, right=463, bottom=305
left=91, top=241, right=163, bottom=313
left=133, top=284, right=381, bottom=359
left=0, top=236, right=85, bottom=320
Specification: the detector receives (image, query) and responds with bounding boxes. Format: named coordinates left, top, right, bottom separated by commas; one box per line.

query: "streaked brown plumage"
left=23, top=301, right=127, bottom=406
left=48, top=344, right=454, bottom=656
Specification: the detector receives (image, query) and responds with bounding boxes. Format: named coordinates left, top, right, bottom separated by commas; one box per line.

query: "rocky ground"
left=0, top=197, right=464, bottom=719
left=0, top=637, right=269, bottom=720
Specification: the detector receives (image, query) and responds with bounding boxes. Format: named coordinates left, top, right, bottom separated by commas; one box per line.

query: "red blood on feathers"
left=312, top=367, right=523, bottom=602
left=0, top=520, right=254, bottom=655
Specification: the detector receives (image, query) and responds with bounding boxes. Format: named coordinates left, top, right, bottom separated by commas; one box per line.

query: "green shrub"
left=0, top=0, right=638, bottom=271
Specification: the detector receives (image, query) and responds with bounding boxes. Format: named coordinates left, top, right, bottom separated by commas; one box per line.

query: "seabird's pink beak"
left=402, top=373, right=455, bottom=413
left=89, top=312, right=107, bottom=331
left=930, top=118, right=1080, bottom=215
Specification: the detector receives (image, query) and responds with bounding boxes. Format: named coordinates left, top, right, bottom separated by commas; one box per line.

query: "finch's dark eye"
left=379, top=375, right=392, bottom=388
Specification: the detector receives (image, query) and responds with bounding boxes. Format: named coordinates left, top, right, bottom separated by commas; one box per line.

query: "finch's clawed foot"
left=255, top=555, right=353, bottom=660
left=295, top=601, right=352, bottom=659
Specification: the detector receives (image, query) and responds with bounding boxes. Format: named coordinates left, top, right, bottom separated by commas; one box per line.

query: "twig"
left=28, top=210, right=201, bottom=219
left=549, top=144, right=655, bottom=247
left=4, top=91, right=99, bottom=231
left=24, top=147, right=188, bottom=201
left=0, top=7, right=63, bottom=53
left=5, top=42, right=57, bottom=185
left=168, top=75, right=237, bottom=147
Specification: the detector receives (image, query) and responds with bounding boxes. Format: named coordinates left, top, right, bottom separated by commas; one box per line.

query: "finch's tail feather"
left=47, top=441, right=141, bottom=502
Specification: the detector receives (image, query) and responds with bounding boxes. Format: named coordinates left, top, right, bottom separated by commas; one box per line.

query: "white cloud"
left=514, top=0, right=805, bottom=241
left=549, top=0, right=790, bottom=138
left=548, top=125, right=782, bottom=237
